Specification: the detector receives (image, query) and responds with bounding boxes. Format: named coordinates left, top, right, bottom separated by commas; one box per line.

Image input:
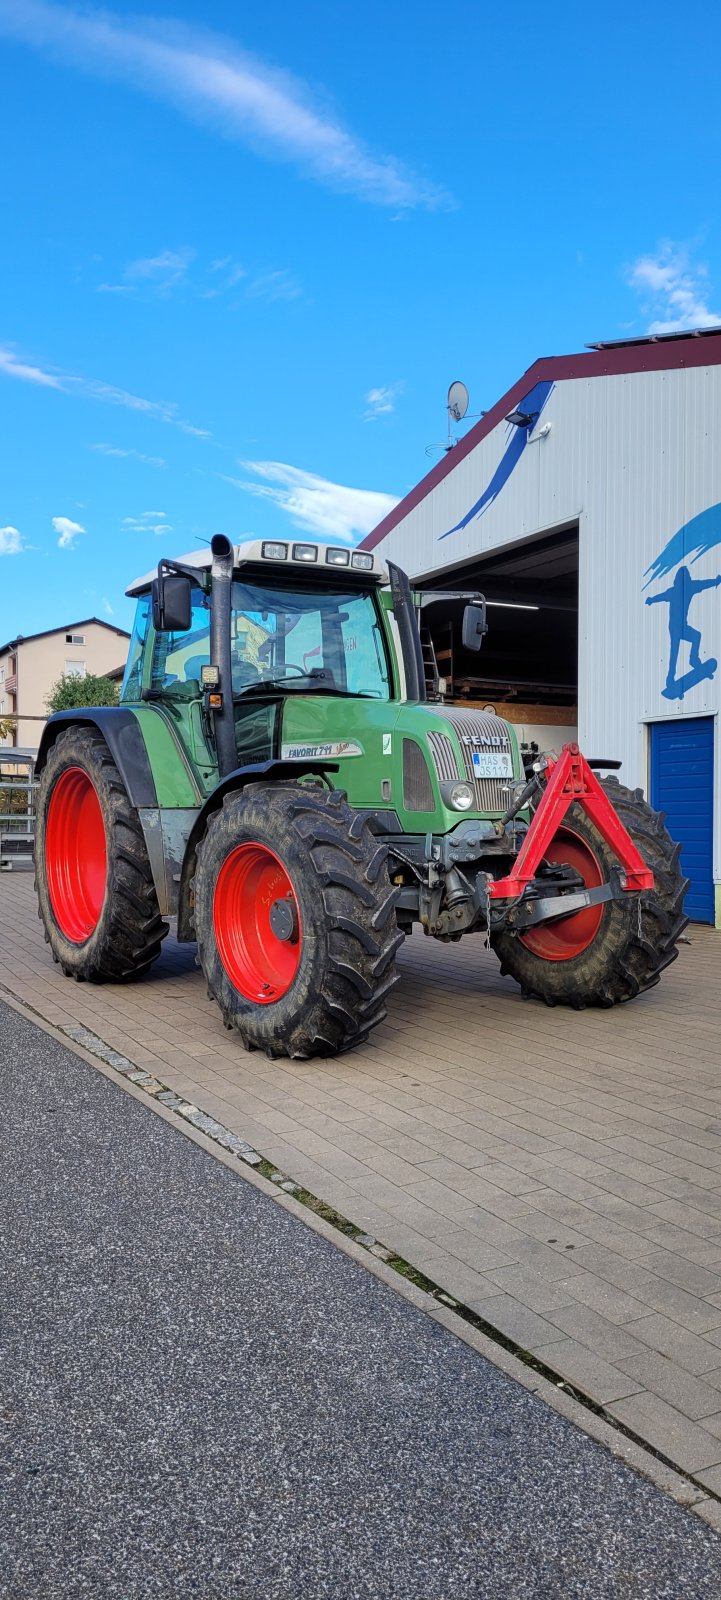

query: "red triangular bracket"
left=488, top=744, right=654, bottom=901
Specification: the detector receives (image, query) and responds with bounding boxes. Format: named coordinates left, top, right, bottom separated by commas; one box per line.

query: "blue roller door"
left=650, top=717, right=715, bottom=923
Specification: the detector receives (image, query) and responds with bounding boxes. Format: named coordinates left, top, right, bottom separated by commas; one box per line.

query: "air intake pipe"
left=209, top=534, right=237, bottom=778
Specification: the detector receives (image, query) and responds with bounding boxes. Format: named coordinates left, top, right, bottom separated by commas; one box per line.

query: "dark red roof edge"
left=361, top=334, right=721, bottom=552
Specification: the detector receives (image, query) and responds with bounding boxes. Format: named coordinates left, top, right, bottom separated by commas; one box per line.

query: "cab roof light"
left=325, top=547, right=350, bottom=566
left=351, top=551, right=373, bottom=571
left=262, top=541, right=288, bottom=560
left=293, top=543, right=317, bottom=562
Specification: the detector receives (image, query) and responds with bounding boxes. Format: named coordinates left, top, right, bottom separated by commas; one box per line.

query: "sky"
left=1, top=0, right=721, bottom=644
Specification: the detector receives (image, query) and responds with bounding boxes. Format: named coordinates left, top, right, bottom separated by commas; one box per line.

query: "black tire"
left=35, top=725, right=169, bottom=981
left=194, top=783, right=403, bottom=1059
left=491, top=776, right=689, bottom=1009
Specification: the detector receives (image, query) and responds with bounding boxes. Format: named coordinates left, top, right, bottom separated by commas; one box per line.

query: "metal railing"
left=0, top=748, right=37, bottom=868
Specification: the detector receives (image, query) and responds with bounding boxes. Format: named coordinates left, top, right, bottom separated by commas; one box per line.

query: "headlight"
left=440, top=780, right=475, bottom=812
left=351, top=551, right=374, bottom=570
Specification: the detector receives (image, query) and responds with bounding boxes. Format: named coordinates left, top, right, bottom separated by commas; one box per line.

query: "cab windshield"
left=147, top=579, right=391, bottom=702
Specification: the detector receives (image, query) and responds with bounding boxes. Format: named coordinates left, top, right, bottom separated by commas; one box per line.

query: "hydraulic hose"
left=209, top=534, right=237, bottom=778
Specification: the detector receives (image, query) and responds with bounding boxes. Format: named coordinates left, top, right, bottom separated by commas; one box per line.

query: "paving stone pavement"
left=3, top=870, right=721, bottom=1485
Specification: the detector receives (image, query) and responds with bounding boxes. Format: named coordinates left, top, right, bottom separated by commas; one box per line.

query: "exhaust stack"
left=209, top=535, right=237, bottom=779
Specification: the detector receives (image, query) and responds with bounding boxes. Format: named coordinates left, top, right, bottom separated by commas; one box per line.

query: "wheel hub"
left=213, top=842, right=302, bottom=1004
left=269, top=897, right=299, bottom=943
left=519, top=828, right=604, bottom=961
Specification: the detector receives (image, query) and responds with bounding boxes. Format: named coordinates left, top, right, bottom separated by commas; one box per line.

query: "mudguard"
left=35, top=709, right=157, bottom=807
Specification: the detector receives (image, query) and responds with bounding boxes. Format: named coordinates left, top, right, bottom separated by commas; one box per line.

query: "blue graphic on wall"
left=644, top=504, right=721, bottom=700
left=438, top=380, right=555, bottom=542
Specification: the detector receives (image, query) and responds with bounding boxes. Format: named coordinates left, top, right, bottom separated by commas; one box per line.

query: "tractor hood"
left=280, top=695, right=520, bottom=827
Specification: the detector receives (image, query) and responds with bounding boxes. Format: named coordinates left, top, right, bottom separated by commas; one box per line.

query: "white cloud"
left=364, top=382, right=403, bottom=421
left=0, top=0, right=448, bottom=211
left=0, top=341, right=210, bottom=437
left=0, top=346, right=62, bottom=387
left=103, top=597, right=114, bottom=615
left=223, top=461, right=399, bottom=543
left=96, top=282, right=136, bottom=295
left=126, top=247, right=194, bottom=285
left=53, top=515, right=85, bottom=549
left=245, top=268, right=302, bottom=304
left=90, top=443, right=167, bottom=467
left=0, top=525, right=24, bottom=554
left=122, top=511, right=173, bottom=536
left=626, top=243, right=721, bottom=334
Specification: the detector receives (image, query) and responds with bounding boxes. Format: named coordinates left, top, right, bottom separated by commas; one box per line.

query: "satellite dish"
left=447, top=380, right=469, bottom=422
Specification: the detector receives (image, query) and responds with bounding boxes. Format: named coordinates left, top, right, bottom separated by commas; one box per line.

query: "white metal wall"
left=376, top=365, right=721, bottom=903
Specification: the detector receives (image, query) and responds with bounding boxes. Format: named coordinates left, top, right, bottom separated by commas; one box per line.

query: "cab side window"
left=120, top=596, right=151, bottom=702
left=151, top=588, right=211, bottom=696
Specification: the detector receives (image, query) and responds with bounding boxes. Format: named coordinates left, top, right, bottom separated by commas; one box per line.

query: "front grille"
left=402, top=738, right=435, bottom=812
left=428, top=707, right=514, bottom=813
left=426, top=729, right=459, bottom=782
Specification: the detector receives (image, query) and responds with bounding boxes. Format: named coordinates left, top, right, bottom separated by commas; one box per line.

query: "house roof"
left=0, top=617, right=131, bottom=655
left=360, top=326, right=721, bottom=553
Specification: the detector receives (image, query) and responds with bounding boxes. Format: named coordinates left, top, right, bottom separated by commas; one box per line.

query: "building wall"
left=1, top=624, right=129, bottom=749
left=371, top=363, right=721, bottom=920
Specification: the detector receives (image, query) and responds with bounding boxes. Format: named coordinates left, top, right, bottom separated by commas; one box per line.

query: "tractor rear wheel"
left=193, top=783, right=402, bottom=1058
left=491, top=777, right=689, bottom=1008
left=35, top=725, right=169, bottom=981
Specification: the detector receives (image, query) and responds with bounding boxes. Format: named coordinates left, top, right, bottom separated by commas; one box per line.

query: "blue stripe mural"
left=438, top=380, right=555, bottom=543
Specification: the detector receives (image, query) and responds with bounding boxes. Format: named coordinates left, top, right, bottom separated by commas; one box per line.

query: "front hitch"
left=487, top=744, right=654, bottom=906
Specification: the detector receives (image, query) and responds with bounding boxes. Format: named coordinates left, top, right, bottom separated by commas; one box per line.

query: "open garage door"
left=417, top=525, right=578, bottom=766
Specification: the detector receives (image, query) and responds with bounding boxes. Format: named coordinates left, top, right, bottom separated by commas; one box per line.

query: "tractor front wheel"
left=193, top=784, right=402, bottom=1058
left=491, top=777, right=689, bottom=1008
left=35, top=726, right=169, bottom=981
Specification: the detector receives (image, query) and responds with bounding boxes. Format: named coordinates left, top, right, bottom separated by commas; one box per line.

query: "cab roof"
left=126, top=538, right=389, bottom=597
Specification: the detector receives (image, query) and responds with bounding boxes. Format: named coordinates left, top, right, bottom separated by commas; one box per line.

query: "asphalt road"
left=2, top=1000, right=721, bottom=1599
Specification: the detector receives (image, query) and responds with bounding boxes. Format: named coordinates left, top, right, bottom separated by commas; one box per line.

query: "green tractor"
left=34, top=536, right=687, bottom=1059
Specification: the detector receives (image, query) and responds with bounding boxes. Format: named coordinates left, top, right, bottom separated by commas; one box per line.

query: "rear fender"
left=36, top=709, right=157, bottom=806
left=176, top=759, right=339, bottom=940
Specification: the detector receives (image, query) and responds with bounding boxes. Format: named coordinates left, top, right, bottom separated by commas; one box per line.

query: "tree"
left=0, top=714, right=15, bottom=741
left=47, top=673, right=120, bottom=712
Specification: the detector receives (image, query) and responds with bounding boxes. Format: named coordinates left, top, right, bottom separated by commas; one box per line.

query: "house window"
left=65, top=633, right=86, bottom=645
left=65, top=661, right=87, bottom=679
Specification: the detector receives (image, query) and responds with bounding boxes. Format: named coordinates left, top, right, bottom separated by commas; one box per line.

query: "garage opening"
left=416, top=525, right=578, bottom=766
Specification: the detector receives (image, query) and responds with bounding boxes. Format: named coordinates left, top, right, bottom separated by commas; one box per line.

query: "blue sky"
left=1, top=0, right=720, bottom=644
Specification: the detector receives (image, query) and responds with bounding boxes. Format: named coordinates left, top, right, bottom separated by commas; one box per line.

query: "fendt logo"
left=643, top=502, right=721, bottom=700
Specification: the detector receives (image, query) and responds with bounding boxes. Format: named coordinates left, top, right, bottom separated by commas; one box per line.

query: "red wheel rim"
left=45, top=767, right=107, bottom=944
left=520, top=827, right=604, bottom=961
left=213, top=843, right=302, bottom=1004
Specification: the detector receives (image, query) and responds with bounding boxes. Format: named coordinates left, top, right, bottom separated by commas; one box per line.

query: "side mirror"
left=152, top=572, right=192, bottom=634
left=462, top=600, right=487, bottom=652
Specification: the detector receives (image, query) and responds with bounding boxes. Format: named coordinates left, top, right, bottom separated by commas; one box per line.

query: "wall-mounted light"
left=505, top=407, right=536, bottom=428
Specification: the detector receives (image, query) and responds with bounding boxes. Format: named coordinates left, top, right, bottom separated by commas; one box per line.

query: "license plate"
left=471, top=751, right=513, bottom=779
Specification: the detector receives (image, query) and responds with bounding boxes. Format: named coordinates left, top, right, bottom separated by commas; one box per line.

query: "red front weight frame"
left=488, top=744, right=654, bottom=903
